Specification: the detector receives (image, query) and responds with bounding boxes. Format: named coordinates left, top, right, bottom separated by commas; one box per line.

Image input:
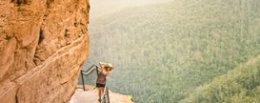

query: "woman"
left=96, top=62, right=113, bottom=102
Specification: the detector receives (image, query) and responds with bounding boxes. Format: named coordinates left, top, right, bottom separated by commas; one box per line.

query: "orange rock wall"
left=0, top=0, right=90, bottom=102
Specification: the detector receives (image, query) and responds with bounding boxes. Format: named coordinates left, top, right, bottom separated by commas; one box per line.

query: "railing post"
left=96, top=66, right=99, bottom=76
left=81, top=70, right=86, bottom=91
left=106, top=87, right=110, bottom=103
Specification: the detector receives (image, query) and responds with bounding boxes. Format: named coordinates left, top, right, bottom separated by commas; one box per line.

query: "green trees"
left=84, top=0, right=260, bottom=102
left=180, top=56, right=260, bottom=103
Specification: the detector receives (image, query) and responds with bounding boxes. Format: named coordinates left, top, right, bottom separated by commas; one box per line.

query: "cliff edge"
left=70, top=86, right=134, bottom=103
left=0, top=0, right=90, bottom=103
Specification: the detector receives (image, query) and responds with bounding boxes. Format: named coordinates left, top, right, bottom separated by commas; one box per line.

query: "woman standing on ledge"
left=96, top=62, right=113, bottom=103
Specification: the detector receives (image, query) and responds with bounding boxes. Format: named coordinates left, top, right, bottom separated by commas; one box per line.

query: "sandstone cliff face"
left=0, top=0, right=90, bottom=103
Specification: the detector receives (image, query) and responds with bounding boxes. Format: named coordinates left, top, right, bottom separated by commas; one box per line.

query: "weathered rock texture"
left=0, top=0, right=90, bottom=103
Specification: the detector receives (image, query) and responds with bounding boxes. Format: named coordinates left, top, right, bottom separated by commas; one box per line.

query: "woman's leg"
left=101, top=87, right=105, bottom=96
left=98, top=88, right=101, bottom=102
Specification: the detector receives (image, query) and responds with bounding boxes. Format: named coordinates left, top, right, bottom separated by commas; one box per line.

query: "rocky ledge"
left=70, top=85, right=134, bottom=103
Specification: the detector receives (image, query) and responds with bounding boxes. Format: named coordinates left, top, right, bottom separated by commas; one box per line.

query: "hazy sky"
left=89, top=0, right=173, bottom=18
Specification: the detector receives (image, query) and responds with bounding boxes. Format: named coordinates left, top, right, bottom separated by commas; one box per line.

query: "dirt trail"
left=69, top=88, right=133, bottom=103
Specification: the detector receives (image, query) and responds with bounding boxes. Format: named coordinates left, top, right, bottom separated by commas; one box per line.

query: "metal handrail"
left=80, top=64, right=110, bottom=103
left=82, top=65, right=99, bottom=75
left=80, top=65, right=99, bottom=91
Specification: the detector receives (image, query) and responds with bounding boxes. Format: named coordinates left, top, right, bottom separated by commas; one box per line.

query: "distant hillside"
left=84, top=0, right=260, bottom=102
left=180, top=55, right=260, bottom=103
left=89, top=0, right=173, bottom=18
